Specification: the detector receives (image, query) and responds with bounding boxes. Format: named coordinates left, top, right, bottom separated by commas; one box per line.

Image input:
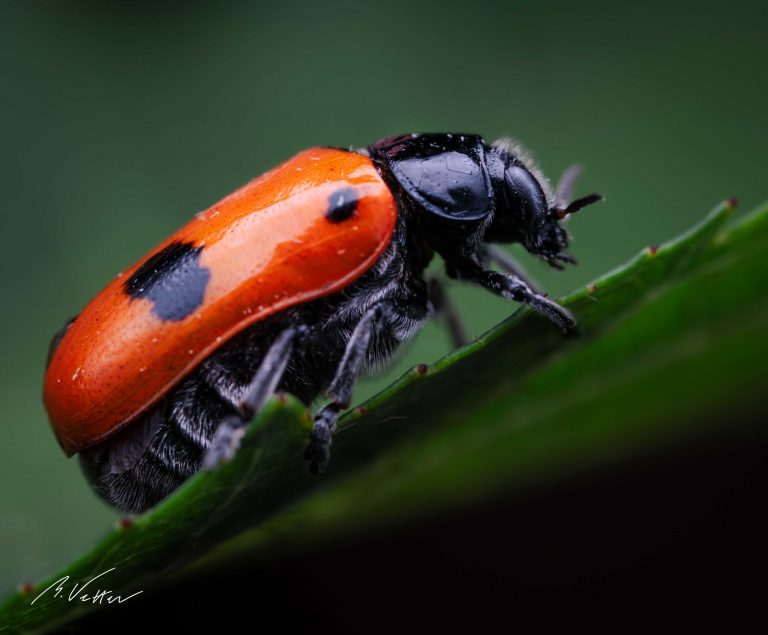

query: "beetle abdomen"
left=80, top=237, right=431, bottom=513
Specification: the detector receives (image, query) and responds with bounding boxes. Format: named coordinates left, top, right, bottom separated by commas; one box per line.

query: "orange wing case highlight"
left=44, top=148, right=397, bottom=455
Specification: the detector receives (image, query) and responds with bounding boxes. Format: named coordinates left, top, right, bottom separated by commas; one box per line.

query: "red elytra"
left=44, top=148, right=397, bottom=456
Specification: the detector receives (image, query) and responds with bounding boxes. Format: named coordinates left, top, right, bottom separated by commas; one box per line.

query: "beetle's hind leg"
left=203, top=325, right=307, bottom=470
left=304, top=301, right=394, bottom=475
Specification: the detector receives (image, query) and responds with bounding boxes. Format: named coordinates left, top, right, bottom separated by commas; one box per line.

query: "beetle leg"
left=202, top=325, right=306, bottom=470
left=483, top=246, right=542, bottom=294
left=304, top=302, right=390, bottom=474
left=555, top=163, right=583, bottom=210
left=201, top=414, right=245, bottom=470
left=428, top=277, right=469, bottom=349
left=452, top=263, right=576, bottom=335
left=482, top=270, right=576, bottom=334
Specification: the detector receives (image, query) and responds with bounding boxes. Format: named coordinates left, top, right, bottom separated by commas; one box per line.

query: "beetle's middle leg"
left=203, top=325, right=307, bottom=469
left=304, top=301, right=393, bottom=475
left=428, top=276, right=469, bottom=349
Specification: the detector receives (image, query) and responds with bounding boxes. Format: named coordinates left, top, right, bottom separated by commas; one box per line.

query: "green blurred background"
left=1, top=0, right=766, bottom=593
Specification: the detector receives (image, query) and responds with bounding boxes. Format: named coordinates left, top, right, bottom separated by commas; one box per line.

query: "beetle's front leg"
left=450, top=262, right=576, bottom=335
left=481, top=245, right=542, bottom=294
left=482, top=270, right=576, bottom=334
left=305, top=301, right=392, bottom=474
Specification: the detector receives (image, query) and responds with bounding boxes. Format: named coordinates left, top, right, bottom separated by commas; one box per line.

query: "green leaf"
left=2, top=198, right=767, bottom=633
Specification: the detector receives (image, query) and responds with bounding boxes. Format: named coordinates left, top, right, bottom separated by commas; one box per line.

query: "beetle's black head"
left=367, top=133, right=602, bottom=268
left=485, top=139, right=603, bottom=269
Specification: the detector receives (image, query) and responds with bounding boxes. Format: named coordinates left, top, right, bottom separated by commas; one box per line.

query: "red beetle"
left=44, top=133, right=601, bottom=512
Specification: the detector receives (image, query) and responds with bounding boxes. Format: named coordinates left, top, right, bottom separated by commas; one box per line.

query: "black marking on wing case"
left=125, top=241, right=211, bottom=321
left=326, top=187, right=359, bottom=223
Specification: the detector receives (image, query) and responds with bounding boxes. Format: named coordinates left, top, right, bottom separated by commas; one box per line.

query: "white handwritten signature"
left=30, top=567, right=143, bottom=606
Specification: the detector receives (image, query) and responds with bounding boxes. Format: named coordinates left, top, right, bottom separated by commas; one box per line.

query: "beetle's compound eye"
left=504, top=164, right=550, bottom=230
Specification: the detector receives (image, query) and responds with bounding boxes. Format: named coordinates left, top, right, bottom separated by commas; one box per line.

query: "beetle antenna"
left=551, top=193, right=604, bottom=220
left=555, top=164, right=583, bottom=208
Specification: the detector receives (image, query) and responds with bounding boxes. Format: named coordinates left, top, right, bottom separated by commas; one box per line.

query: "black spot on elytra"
left=125, top=242, right=210, bottom=321
left=326, top=187, right=359, bottom=223
left=46, top=315, right=77, bottom=368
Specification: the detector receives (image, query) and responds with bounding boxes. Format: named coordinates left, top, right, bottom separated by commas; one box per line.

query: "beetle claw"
left=203, top=416, right=245, bottom=470
left=305, top=405, right=339, bottom=474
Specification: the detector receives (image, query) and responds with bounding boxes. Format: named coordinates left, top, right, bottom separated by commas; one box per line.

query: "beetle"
left=43, top=132, right=602, bottom=513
